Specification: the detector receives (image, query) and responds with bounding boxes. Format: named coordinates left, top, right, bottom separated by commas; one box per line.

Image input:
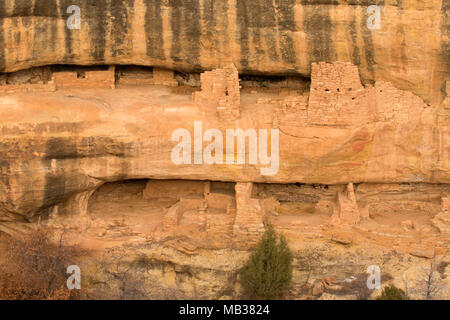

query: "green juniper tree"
left=376, top=285, right=406, bottom=300
left=240, top=226, right=293, bottom=299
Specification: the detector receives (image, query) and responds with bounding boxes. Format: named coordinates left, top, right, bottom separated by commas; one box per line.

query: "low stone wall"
left=54, top=66, right=115, bottom=89
left=232, top=182, right=265, bottom=249
left=162, top=201, right=184, bottom=231
left=162, top=197, right=206, bottom=231
left=153, top=68, right=178, bottom=87
left=0, top=81, right=56, bottom=94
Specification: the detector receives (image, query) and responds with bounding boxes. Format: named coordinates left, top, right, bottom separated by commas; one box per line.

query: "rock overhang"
left=0, top=0, right=448, bottom=104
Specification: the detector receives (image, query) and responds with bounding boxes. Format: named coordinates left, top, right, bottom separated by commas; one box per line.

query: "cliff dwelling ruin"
left=84, top=179, right=448, bottom=253
left=0, top=61, right=435, bottom=127
left=0, top=58, right=449, bottom=299
left=0, top=0, right=449, bottom=301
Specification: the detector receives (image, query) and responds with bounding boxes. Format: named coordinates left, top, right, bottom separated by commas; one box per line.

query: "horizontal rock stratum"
left=0, top=61, right=449, bottom=223
left=0, top=3, right=449, bottom=300
left=0, top=0, right=448, bottom=104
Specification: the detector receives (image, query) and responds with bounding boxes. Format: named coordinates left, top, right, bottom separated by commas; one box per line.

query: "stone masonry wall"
left=374, top=81, right=428, bottom=124
left=271, top=95, right=309, bottom=127
left=116, top=67, right=178, bottom=86
left=308, top=62, right=374, bottom=126
left=193, top=63, right=241, bottom=121
left=54, top=66, right=115, bottom=89
left=152, top=67, right=178, bottom=87
left=0, top=66, right=55, bottom=93
left=273, top=62, right=431, bottom=128
left=0, top=81, right=56, bottom=93
left=232, top=182, right=265, bottom=249
left=188, top=61, right=432, bottom=128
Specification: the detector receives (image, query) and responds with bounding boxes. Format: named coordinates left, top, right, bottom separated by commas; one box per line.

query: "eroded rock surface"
left=0, top=62, right=448, bottom=228
left=0, top=0, right=448, bottom=104
left=0, top=2, right=449, bottom=297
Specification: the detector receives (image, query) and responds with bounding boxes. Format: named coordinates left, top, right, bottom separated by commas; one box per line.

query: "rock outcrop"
left=0, top=0, right=448, bottom=104
left=0, top=1, right=449, bottom=299
left=0, top=61, right=448, bottom=227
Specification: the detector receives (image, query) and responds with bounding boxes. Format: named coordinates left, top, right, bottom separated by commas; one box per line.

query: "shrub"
left=376, top=285, right=406, bottom=300
left=0, top=228, right=83, bottom=300
left=240, top=226, right=293, bottom=299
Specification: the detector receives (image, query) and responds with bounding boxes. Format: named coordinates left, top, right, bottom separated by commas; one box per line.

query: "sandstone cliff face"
left=0, top=61, right=448, bottom=225
left=0, top=1, right=449, bottom=300
left=0, top=0, right=448, bottom=104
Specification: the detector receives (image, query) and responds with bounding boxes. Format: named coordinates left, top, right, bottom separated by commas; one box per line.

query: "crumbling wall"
left=205, top=193, right=235, bottom=212
left=116, top=65, right=154, bottom=85
left=330, top=183, right=361, bottom=226
left=162, top=197, right=206, bottom=231
left=193, top=63, right=241, bottom=121
left=271, top=95, right=309, bottom=127
left=0, top=67, right=52, bottom=85
left=0, top=81, right=56, bottom=93
left=232, top=182, right=265, bottom=249
left=0, top=66, right=55, bottom=93
left=267, top=61, right=431, bottom=128
left=175, top=72, right=201, bottom=87
left=374, top=81, right=428, bottom=123
left=152, top=68, right=178, bottom=87
left=162, top=202, right=184, bottom=231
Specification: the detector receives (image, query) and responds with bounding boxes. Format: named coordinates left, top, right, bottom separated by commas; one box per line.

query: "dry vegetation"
left=0, top=228, right=85, bottom=300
